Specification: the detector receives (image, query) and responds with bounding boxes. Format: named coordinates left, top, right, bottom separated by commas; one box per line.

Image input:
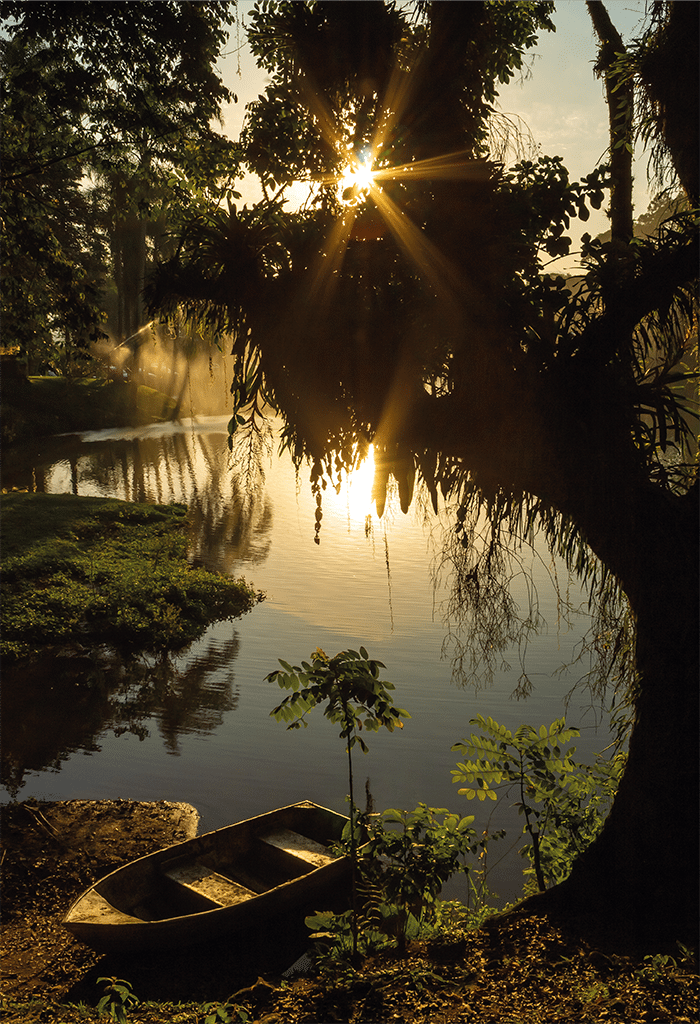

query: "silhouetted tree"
left=149, top=1, right=698, bottom=951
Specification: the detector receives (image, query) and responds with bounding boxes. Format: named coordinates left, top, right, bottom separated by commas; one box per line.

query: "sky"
left=216, top=0, right=654, bottom=271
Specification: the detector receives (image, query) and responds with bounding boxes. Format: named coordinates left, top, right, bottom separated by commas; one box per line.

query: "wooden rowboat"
left=62, top=801, right=350, bottom=951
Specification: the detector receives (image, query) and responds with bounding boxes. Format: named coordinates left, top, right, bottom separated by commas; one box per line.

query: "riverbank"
left=1, top=492, right=263, bottom=661
left=1, top=799, right=696, bottom=1023
left=0, top=799, right=200, bottom=1002
left=0, top=373, right=177, bottom=448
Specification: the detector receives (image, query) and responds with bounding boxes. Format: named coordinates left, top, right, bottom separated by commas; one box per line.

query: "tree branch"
left=587, top=1, right=634, bottom=244
left=580, top=231, right=699, bottom=362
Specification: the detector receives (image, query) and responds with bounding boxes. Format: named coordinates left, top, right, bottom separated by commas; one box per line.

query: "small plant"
left=306, top=906, right=391, bottom=966
left=634, top=946, right=697, bottom=984
left=202, top=1000, right=250, bottom=1023
left=427, top=896, right=494, bottom=939
left=461, top=828, right=507, bottom=926
left=308, top=805, right=503, bottom=958
left=451, top=715, right=624, bottom=890
left=360, top=804, right=479, bottom=948
left=577, top=980, right=611, bottom=1003
left=267, top=646, right=410, bottom=955
left=96, top=977, right=139, bottom=1023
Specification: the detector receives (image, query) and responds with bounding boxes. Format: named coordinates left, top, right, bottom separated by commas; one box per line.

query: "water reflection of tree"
left=117, top=431, right=271, bottom=570
left=113, top=633, right=242, bottom=755
left=1, top=630, right=242, bottom=798
left=1, top=655, right=114, bottom=799
left=17, top=428, right=274, bottom=572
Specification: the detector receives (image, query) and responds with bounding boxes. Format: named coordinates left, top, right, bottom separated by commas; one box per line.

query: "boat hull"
left=62, top=801, right=351, bottom=952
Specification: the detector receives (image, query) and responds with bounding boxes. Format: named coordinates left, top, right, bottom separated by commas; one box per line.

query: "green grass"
left=1, top=376, right=176, bottom=445
left=0, top=997, right=218, bottom=1023
left=1, top=492, right=263, bottom=660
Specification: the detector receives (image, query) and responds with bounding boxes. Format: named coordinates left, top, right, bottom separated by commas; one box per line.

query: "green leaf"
left=382, top=808, right=405, bottom=822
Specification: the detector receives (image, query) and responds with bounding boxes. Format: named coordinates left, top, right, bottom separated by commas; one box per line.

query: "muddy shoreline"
left=2, top=799, right=698, bottom=1022
left=0, top=799, right=310, bottom=1006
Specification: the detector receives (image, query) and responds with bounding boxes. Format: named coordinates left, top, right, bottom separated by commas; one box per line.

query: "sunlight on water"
left=323, top=443, right=376, bottom=526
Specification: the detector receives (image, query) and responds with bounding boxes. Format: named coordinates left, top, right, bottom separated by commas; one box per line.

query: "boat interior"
left=97, top=820, right=342, bottom=922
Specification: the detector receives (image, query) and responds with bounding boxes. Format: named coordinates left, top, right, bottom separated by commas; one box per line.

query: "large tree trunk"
left=113, top=213, right=148, bottom=342
left=530, top=481, right=699, bottom=951
left=413, top=348, right=698, bottom=951
left=412, top=3, right=699, bottom=949
left=587, top=1, right=634, bottom=244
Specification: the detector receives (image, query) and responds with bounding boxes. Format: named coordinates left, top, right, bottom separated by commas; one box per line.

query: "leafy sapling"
left=267, top=646, right=410, bottom=955
left=96, top=977, right=139, bottom=1023
left=203, top=1000, right=250, bottom=1024
left=451, top=715, right=624, bottom=891
left=361, top=804, right=478, bottom=949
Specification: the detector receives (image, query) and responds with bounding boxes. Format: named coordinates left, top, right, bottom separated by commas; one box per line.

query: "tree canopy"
left=148, top=0, right=698, bottom=950
left=0, top=0, right=239, bottom=366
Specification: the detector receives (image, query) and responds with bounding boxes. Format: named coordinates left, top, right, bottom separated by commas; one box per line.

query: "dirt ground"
left=1, top=800, right=192, bottom=998
left=2, top=799, right=698, bottom=1023
left=0, top=799, right=314, bottom=1009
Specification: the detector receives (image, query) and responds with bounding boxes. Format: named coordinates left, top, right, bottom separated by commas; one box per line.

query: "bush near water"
left=0, top=492, right=263, bottom=660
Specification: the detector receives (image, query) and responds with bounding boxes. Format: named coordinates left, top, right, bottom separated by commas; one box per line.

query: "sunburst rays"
left=292, top=55, right=491, bottom=307
left=282, top=48, right=492, bottom=474
left=369, top=187, right=465, bottom=305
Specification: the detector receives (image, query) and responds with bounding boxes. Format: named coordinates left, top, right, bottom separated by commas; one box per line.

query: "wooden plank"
left=163, top=862, right=256, bottom=907
left=260, top=829, right=336, bottom=868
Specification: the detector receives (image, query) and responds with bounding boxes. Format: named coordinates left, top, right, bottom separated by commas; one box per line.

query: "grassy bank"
left=0, top=492, right=263, bottom=660
left=1, top=375, right=177, bottom=446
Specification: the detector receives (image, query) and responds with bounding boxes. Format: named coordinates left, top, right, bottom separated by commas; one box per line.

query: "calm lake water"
left=1, top=418, right=613, bottom=903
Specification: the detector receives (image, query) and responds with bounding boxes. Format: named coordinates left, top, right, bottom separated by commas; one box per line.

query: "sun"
left=338, top=153, right=376, bottom=205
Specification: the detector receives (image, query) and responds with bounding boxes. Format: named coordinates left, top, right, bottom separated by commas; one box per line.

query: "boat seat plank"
left=163, top=862, right=256, bottom=907
left=260, top=829, right=336, bottom=868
